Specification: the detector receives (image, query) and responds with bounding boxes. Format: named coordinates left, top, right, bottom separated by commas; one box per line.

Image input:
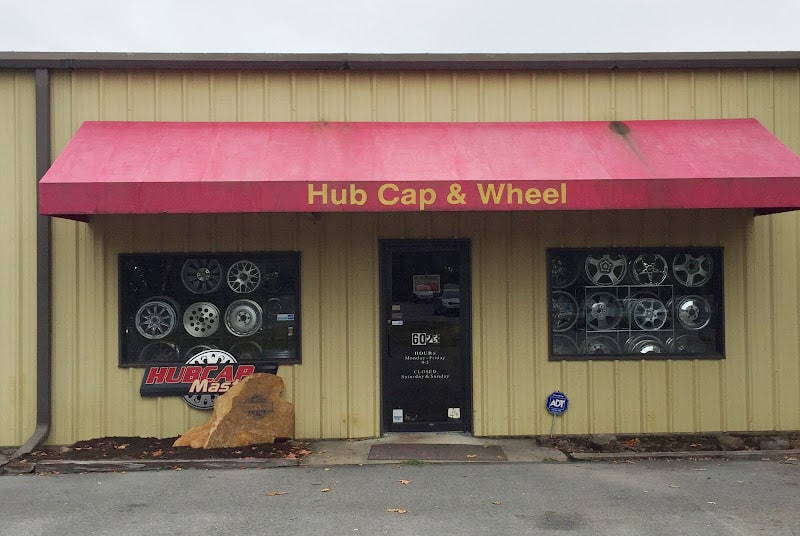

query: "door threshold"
left=381, top=431, right=476, bottom=444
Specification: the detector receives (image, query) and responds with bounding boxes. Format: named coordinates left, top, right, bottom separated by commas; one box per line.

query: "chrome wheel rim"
left=230, top=340, right=263, bottom=361
left=551, top=291, right=579, bottom=332
left=631, top=297, right=669, bottom=330
left=137, top=341, right=179, bottom=362
left=135, top=298, right=178, bottom=339
left=585, top=292, right=623, bottom=330
left=552, top=334, right=579, bottom=355
left=672, top=253, right=713, bottom=287
left=675, top=295, right=712, bottom=330
left=632, top=254, right=668, bottom=285
left=181, top=258, right=223, bottom=294
left=227, top=260, right=262, bottom=293
left=224, top=299, right=263, bottom=337
left=550, top=253, right=580, bottom=288
left=625, top=335, right=664, bottom=354
left=183, top=302, right=221, bottom=337
left=265, top=297, right=282, bottom=316
left=585, top=334, right=621, bottom=354
left=585, top=254, right=627, bottom=286
left=667, top=334, right=706, bottom=354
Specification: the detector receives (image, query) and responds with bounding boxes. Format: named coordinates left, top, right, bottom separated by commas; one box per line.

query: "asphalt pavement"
left=1, top=457, right=798, bottom=535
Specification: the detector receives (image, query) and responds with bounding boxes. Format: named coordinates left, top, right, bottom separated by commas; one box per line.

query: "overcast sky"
left=2, top=0, right=799, bottom=54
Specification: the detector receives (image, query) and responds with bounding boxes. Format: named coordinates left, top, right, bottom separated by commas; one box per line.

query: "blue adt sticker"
left=546, top=391, right=569, bottom=415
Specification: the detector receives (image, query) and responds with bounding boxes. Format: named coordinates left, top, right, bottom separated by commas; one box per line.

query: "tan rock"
left=173, top=373, right=294, bottom=449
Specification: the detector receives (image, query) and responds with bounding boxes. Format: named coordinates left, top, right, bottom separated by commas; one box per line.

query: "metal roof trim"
left=3, top=51, right=800, bottom=71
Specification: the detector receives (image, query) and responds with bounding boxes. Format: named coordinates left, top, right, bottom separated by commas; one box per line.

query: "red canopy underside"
left=39, top=119, right=800, bottom=219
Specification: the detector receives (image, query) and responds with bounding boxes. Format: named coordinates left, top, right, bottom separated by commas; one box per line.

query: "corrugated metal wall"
left=4, top=68, right=800, bottom=445
left=0, top=71, right=37, bottom=446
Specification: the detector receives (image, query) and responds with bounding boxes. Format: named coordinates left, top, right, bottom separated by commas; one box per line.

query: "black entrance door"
left=380, top=240, right=471, bottom=432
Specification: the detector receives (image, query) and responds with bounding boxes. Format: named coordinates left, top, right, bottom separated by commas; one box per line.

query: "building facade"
left=2, top=54, right=800, bottom=446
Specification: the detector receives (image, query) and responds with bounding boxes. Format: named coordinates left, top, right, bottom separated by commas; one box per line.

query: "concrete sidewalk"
left=4, top=433, right=798, bottom=474
left=303, top=432, right=569, bottom=465
left=0, top=433, right=568, bottom=474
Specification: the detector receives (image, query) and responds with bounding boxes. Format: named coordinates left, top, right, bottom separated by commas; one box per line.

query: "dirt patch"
left=538, top=431, right=800, bottom=455
left=13, top=436, right=310, bottom=465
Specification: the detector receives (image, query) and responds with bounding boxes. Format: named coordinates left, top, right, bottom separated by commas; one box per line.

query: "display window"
left=548, top=248, right=724, bottom=360
left=119, top=252, right=300, bottom=366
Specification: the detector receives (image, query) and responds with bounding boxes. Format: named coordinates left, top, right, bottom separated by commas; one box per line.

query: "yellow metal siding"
left=0, top=71, right=37, bottom=446
left=30, top=68, right=800, bottom=444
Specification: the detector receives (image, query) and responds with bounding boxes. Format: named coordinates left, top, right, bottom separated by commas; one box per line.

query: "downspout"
left=7, top=69, right=52, bottom=461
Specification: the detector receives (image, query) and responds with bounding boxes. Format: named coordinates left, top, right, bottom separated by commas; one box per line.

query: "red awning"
left=39, top=119, right=800, bottom=219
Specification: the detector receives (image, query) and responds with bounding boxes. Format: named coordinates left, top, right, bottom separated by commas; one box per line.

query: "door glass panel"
left=383, top=249, right=466, bottom=430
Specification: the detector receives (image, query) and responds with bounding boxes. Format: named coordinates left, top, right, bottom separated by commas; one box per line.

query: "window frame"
left=547, top=247, right=724, bottom=361
left=118, top=251, right=301, bottom=367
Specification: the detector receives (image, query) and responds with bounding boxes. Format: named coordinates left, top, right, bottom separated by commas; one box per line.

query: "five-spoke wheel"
left=631, top=297, right=669, bottom=330
left=672, top=253, right=713, bottom=287
left=585, top=254, right=627, bottom=286
left=585, top=292, right=623, bottom=330
left=632, top=254, right=669, bottom=285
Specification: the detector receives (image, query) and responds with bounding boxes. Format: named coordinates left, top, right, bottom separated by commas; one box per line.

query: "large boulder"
left=174, top=373, right=294, bottom=449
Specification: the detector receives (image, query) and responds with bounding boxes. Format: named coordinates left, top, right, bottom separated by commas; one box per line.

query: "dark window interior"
left=119, top=252, right=300, bottom=367
left=548, top=247, right=724, bottom=360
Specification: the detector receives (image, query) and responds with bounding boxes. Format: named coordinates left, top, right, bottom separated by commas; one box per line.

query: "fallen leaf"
left=386, top=509, right=407, bottom=514
left=492, top=501, right=502, bottom=505
left=321, top=488, right=332, bottom=493
left=668, top=485, right=680, bottom=488
left=152, top=449, right=163, bottom=457
left=285, top=452, right=297, bottom=459
left=466, top=454, right=478, bottom=459
left=399, top=480, right=410, bottom=485
left=622, top=438, right=640, bottom=450
left=115, top=444, right=129, bottom=450
left=174, top=467, right=182, bottom=471
left=266, top=492, right=288, bottom=496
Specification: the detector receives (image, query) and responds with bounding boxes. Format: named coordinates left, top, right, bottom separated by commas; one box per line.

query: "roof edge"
left=3, top=51, right=800, bottom=71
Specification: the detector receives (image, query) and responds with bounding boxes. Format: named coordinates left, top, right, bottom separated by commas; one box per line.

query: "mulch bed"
left=14, top=436, right=311, bottom=464
left=538, top=432, right=800, bottom=454
left=6, top=431, right=800, bottom=468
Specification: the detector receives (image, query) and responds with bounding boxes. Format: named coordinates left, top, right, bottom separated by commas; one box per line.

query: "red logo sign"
left=140, top=363, right=256, bottom=397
